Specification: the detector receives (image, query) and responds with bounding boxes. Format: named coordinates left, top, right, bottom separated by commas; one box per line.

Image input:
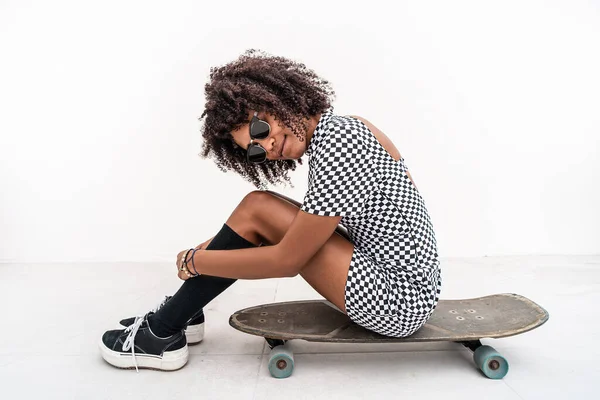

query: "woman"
left=99, top=49, right=442, bottom=371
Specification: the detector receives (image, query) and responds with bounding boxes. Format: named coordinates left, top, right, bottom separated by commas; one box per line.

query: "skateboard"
left=229, top=293, right=549, bottom=379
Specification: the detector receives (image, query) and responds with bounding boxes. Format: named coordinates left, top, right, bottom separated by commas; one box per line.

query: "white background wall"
left=1, top=0, right=598, bottom=263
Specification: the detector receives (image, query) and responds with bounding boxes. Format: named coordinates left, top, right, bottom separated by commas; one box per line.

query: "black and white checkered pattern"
left=302, top=109, right=442, bottom=337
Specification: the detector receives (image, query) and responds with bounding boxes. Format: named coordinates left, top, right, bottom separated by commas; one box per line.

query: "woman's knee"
left=239, top=190, right=271, bottom=214
left=227, top=191, right=263, bottom=225
left=232, top=190, right=276, bottom=227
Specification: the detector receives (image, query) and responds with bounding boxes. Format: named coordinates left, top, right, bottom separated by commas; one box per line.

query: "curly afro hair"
left=199, top=49, right=335, bottom=189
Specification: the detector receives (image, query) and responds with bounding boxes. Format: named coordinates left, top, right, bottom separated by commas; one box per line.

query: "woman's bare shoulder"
left=347, top=115, right=402, bottom=162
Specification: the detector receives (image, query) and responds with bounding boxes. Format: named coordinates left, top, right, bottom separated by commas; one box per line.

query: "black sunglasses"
left=246, top=111, right=271, bottom=164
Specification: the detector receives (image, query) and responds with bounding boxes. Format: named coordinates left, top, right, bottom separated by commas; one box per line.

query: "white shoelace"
left=122, top=316, right=145, bottom=372
left=121, top=296, right=170, bottom=372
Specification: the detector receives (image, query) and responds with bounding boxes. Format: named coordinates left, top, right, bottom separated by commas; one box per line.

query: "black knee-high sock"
left=148, top=223, right=257, bottom=337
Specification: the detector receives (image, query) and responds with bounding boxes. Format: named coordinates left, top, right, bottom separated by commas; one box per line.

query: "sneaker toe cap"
left=102, top=329, right=124, bottom=349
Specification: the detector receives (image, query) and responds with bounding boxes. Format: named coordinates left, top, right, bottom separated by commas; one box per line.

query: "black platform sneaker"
left=118, top=296, right=205, bottom=344
left=100, top=314, right=188, bottom=371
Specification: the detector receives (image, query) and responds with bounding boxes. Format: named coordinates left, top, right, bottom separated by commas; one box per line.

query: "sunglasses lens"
left=247, top=145, right=267, bottom=164
left=250, top=120, right=270, bottom=139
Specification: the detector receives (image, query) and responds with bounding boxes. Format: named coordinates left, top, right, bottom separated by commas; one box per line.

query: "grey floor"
left=0, top=255, right=598, bottom=399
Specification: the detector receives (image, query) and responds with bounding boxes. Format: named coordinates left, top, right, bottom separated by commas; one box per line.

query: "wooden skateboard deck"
left=229, top=293, right=549, bottom=379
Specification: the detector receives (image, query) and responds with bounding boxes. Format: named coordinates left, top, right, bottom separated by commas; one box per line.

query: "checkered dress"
left=301, top=109, right=442, bottom=337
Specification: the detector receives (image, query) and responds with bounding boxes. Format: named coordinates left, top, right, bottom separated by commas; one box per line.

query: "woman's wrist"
left=188, top=248, right=201, bottom=276
left=180, top=248, right=200, bottom=278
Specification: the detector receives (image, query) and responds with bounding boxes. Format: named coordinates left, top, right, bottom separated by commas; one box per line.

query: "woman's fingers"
left=177, top=267, right=191, bottom=281
left=176, top=249, right=186, bottom=270
left=176, top=249, right=194, bottom=280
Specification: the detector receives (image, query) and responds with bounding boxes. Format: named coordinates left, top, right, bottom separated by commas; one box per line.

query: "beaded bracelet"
left=179, top=249, right=192, bottom=275
left=189, top=248, right=201, bottom=276
left=179, top=249, right=192, bottom=271
left=181, top=248, right=199, bottom=277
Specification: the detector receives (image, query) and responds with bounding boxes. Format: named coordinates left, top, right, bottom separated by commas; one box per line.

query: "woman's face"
left=231, top=111, right=316, bottom=162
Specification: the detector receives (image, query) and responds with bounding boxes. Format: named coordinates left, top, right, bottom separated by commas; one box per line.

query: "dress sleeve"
left=301, top=124, right=379, bottom=217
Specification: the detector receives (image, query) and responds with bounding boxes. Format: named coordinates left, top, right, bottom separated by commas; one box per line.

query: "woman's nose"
left=256, top=137, right=275, bottom=153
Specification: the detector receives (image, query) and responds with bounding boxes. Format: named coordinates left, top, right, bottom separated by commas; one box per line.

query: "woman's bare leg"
left=224, top=190, right=354, bottom=313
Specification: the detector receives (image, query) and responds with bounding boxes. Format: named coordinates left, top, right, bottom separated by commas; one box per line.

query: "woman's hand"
left=175, top=249, right=186, bottom=270
left=175, top=237, right=212, bottom=280
left=176, top=249, right=194, bottom=281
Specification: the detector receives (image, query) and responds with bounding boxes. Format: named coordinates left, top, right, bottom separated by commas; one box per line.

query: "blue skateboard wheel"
left=268, top=345, right=294, bottom=379
left=473, top=345, right=509, bottom=379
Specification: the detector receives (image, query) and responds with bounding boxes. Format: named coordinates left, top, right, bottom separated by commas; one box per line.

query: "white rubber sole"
left=116, top=322, right=205, bottom=345
left=99, top=339, right=189, bottom=371
left=184, top=323, right=204, bottom=344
